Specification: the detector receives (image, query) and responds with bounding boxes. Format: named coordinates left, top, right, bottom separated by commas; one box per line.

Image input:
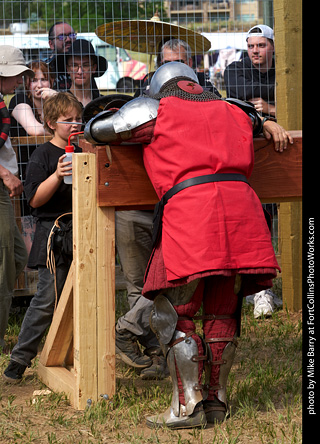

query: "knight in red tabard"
left=84, top=62, right=292, bottom=429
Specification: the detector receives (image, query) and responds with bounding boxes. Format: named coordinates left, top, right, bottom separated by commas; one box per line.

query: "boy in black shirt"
left=3, top=92, right=83, bottom=382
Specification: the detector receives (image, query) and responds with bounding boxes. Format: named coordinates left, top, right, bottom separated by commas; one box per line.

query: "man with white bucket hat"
left=0, top=45, right=34, bottom=352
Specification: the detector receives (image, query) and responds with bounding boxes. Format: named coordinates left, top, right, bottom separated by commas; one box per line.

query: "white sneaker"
left=253, top=290, right=275, bottom=318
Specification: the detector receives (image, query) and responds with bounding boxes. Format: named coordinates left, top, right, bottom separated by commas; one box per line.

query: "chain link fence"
left=0, top=0, right=278, bottom=298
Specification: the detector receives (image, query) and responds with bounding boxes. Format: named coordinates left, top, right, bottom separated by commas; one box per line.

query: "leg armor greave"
left=167, top=330, right=203, bottom=416
left=147, top=287, right=206, bottom=428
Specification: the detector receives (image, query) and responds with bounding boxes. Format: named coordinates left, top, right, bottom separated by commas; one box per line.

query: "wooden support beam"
left=11, top=135, right=51, bottom=147
left=37, top=153, right=115, bottom=410
left=72, top=153, right=99, bottom=410
left=274, top=0, right=302, bottom=131
left=95, top=143, right=158, bottom=208
left=39, top=263, right=74, bottom=367
left=250, top=132, right=302, bottom=203
left=274, top=0, right=303, bottom=311
left=278, top=201, right=302, bottom=311
left=90, top=131, right=302, bottom=208
left=37, top=364, right=76, bottom=406
left=96, top=206, right=116, bottom=399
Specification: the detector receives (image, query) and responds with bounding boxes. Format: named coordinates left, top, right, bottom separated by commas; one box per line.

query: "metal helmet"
left=149, top=61, right=199, bottom=96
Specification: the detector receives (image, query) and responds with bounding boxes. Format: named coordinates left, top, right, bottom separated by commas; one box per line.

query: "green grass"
left=0, top=287, right=302, bottom=444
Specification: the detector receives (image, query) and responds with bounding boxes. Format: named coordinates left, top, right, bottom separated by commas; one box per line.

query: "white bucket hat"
left=0, top=45, right=34, bottom=77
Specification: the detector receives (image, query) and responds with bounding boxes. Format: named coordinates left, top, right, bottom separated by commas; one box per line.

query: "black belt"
left=152, top=173, right=249, bottom=248
left=161, top=173, right=248, bottom=206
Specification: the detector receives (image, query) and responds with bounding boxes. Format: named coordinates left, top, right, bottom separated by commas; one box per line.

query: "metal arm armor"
left=225, top=97, right=263, bottom=137
left=84, top=96, right=159, bottom=145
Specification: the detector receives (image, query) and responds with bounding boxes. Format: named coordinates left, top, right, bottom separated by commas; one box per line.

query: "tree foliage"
left=0, top=1, right=168, bottom=33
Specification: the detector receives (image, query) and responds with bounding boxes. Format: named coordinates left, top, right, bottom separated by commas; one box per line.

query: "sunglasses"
left=162, top=59, right=186, bottom=64
left=52, top=33, right=77, bottom=41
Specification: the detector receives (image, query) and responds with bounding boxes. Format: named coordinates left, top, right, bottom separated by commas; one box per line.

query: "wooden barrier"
left=37, top=132, right=301, bottom=409
left=274, top=0, right=303, bottom=312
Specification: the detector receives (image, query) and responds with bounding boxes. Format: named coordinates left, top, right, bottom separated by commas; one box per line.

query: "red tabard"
left=142, top=97, right=280, bottom=284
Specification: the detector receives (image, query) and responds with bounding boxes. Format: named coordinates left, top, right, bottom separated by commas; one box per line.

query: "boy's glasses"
left=67, top=63, right=93, bottom=73
left=56, top=121, right=83, bottom=125
left=53, top=33, right=77, bottom=41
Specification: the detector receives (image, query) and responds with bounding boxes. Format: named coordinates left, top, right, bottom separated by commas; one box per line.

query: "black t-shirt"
left=8, top=92, right=37, bottom=137
left=24, top=141, right=82, bottom=268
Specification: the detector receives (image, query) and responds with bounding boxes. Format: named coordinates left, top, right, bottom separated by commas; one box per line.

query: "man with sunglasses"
left=161, top=39, right=220, bottom=94
left=47, top=22, right=77, bottom=90
left=160, top=38, right=193, bottom=67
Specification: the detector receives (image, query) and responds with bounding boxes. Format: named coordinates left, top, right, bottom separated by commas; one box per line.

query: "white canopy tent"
left=201, top=32, right=248, bottom=51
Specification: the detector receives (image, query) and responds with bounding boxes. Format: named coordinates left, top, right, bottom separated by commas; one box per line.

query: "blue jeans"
left=10, top=264, right=69, bottom=367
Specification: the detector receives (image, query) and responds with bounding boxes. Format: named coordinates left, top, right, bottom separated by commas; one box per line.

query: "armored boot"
left=146, top=330, right=206, bottom=429
left=147, top=403, right=205, bottom=430
left=146, top=289, right=207, bottom=429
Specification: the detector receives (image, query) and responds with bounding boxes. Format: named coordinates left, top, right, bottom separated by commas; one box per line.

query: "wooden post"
left=274, top=0, right=302, bottom=311
left=96, top=206, right=116, bottom=400
left=72, top=153, right=99, bottom=409
left=38, top=152, right=116, bottom=409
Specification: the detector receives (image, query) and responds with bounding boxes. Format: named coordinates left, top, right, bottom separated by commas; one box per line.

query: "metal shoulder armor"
left=225, top=97, right=263, bottom=136
left=84, top=96, right=159, bottom=145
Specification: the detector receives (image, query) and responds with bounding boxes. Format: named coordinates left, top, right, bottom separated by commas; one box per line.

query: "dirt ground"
left=0, top=310, right=302, bottom=444
left=0, top=375, right=301, bottom=444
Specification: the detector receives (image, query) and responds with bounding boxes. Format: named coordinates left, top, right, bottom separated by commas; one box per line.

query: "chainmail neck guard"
left=151, top=77, right=221, bottom=102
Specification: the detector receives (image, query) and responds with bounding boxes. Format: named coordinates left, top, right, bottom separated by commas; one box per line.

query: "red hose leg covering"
left=173, top=280, right=204, bottom=406
left=203, top=276, right=238, bottom=401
